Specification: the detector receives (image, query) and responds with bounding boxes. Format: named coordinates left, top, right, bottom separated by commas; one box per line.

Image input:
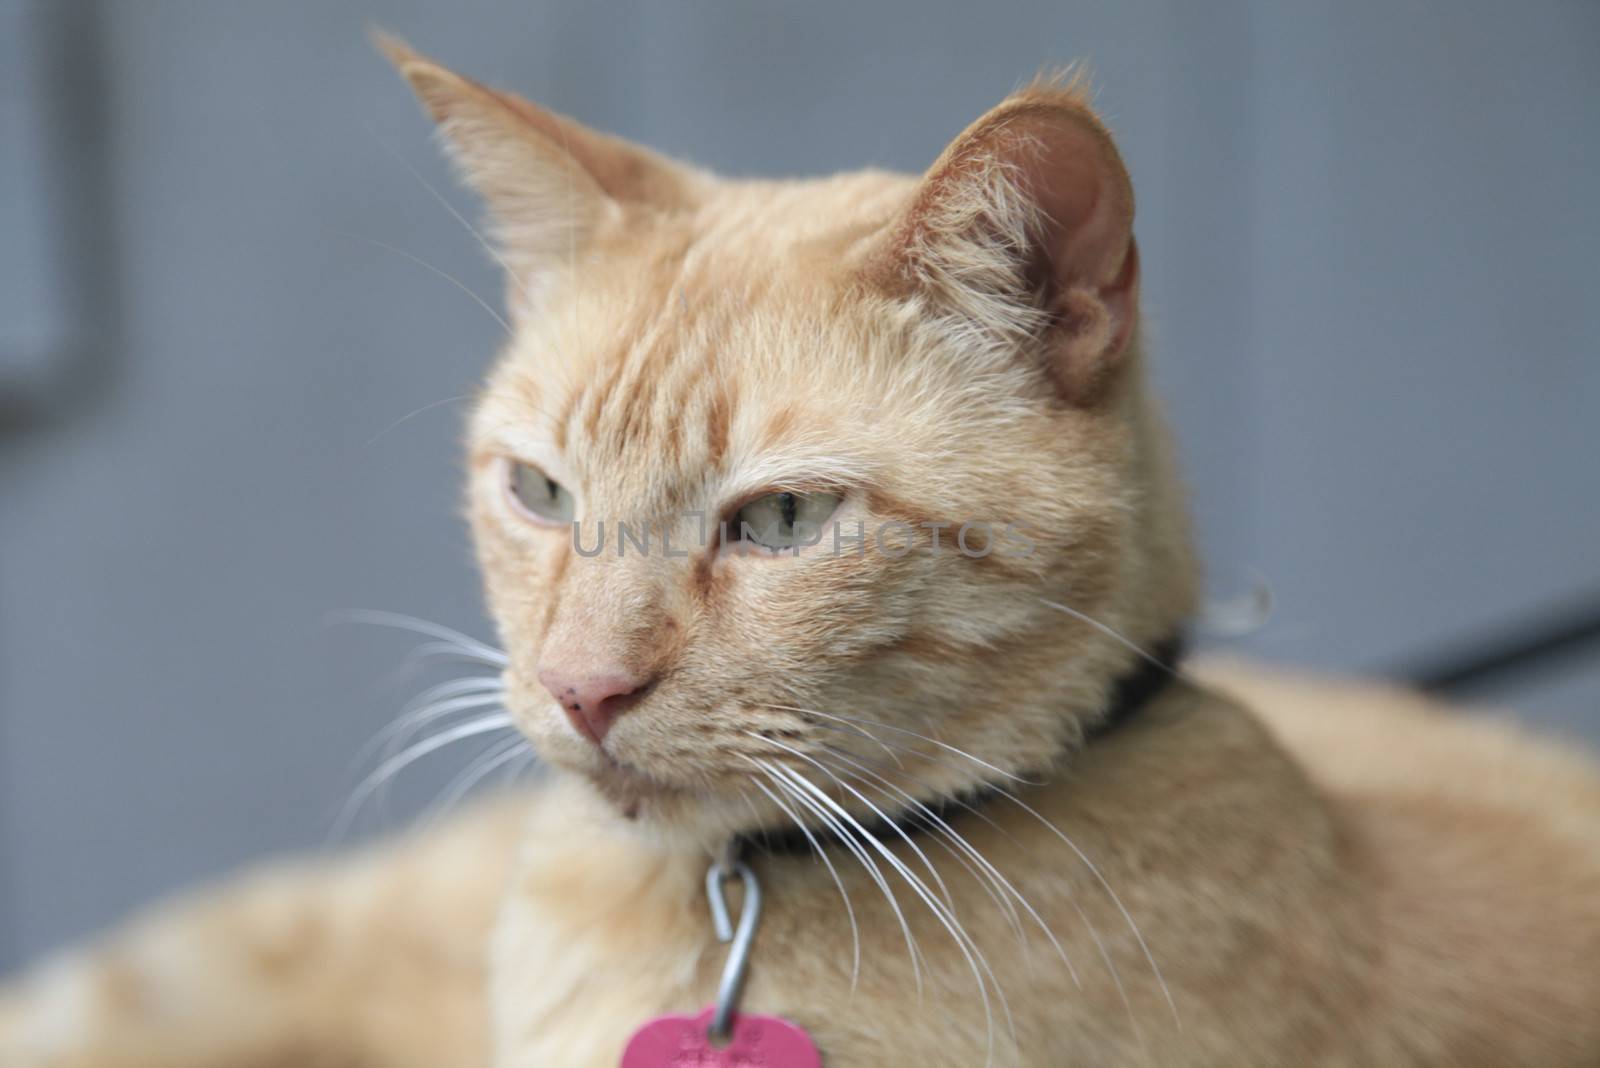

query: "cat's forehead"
left=474, top=173, right=924, bottom=453
left=685, top=170, right=915, bottom=253
left=480, top=275, right=878, bottom=489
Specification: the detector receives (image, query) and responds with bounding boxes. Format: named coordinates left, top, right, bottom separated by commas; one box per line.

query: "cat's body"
left=4, top=38, right=1599, bottom=1067
left=5, top=668, right=1599, bottom=1066
left=495, top=666, right=1600, bottom=1066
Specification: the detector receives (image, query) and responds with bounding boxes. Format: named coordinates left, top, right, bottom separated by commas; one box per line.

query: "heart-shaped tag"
left=621, top=1006, right=822, bottom=1067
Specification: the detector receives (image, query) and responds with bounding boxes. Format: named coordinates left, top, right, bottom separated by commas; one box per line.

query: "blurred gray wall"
left=2, top=0, right=1597, bottom=969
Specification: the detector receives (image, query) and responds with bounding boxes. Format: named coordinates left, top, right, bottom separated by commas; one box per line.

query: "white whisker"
left=405, top=675, right=507, bottom=710
left=358, top=689, right=507, bottom=772
left=328, top=610, right=509, bottom=666
left=752, top=735, right=956, bottom=911
left=402, top=641, right=508, bottom=668
left=755, top=702, right=904, bottom=768
left=1001, top=789, right=1180, bottom=1035
left=500, top=749, right=542, bottom=790
left=329, top=712, right=515, bottom=843
left=761, top=759, right=1012, bottom=1063
left=828, top=761, right=1031, bottom=961
left=423, top=735, right=531, bottom=823
left=816, top=742, right=1021, bottom=847
left=747, top=775, right=861, bottom=990
left=336, top=232, right=512, bottom=336
left=1037, top=598, right=1186, bottom=681
left=765, top=703, right=1038, bottom=785
left=809, top=733, right=1146, bottom=1041
left=751, top=758, right=925, bottom=996
left=778, top=678, right=1172, bottom=1042
left=370, top=129, right=534, bottom=301
left=793, top=711, right=1037, bottom=789
left=821, top=746, right=1077, bottom=985
left=365, top=394, right=475, bottom=448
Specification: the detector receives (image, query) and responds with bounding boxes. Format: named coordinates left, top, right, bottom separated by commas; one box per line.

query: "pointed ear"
left=376, top=34, right=704, bottom=300
left=867, top=76, right=1139, bottom=403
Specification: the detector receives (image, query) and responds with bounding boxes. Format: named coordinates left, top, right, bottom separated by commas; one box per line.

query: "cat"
left=3, top=35, right=1599, bottom=1067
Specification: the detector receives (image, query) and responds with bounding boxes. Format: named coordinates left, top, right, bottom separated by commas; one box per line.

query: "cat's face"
left=388, top=39, right=1192, bottom=841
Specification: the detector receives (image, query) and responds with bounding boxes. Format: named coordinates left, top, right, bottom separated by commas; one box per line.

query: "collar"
left=735, top=632, right=1187, bottom=860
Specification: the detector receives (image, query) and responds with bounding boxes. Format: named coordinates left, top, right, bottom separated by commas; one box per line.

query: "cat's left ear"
left=377, top=34, right=706, bottom=307
left=865, top=77, right=1139, bottom=403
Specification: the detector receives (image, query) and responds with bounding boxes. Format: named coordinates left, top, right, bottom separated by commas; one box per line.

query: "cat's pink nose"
left=537, top=667, right=654, bottom=746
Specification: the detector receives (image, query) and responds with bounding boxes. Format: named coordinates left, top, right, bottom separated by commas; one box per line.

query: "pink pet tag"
left=621, top=1006, right=821, bottom=1067
left=622, top=856, right=821, bottom=1067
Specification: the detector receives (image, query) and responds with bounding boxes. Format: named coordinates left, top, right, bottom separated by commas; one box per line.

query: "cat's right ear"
left=377, top=34, right=704, bottom=304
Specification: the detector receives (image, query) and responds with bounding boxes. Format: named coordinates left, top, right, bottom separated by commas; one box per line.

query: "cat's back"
left=1198, top=658, right=1600, bottom=1063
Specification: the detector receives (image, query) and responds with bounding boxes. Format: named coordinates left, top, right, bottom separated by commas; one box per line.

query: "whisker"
left=403, top=675, right=507, bottom=709
left=817, top=725, right=1153, bottom=1043
left=811, top=740, right=1145, bottom=1041
left=815, top=742, right=1021, bottom=848
left=750, top=758, right=925, bottom=996
left=820, top=746, right=1076, bottom=985
left=328, top=711, right=515, bottom=844
left=402, top=641, right=508, bottom=668
left=335, top=231, right=512, bottom=336
left=364, top=393, right=475, bottom=448
left=498, top=749, right=542, bottom=791
left=1000, top=789, right=1179, bottom=1036
left=734, top=789, right=781, bottom=856
left=760, top=759, right=1012, bottom=1063
left=794, top=713, right=1038, bottom=789
left=1037, top=598, right=1187, bottom=682
left=746, top=775, right=861, bottom=990
left=422, top=735, right=531, bottom=824
left=773, top=747, right=1031, bottom=1053
left=356, top=688, right=506, bottom=772
left=754, top=702, right=903, bottom=768
left=761, top=703, right=1038, bottom=786
left=369, top=128, right=534, bottom=302
left=827, top=761, right=1032, bottom=962
left=328, top=610, right=509, bottom=666
left=751, top=735, right=956, bottom=911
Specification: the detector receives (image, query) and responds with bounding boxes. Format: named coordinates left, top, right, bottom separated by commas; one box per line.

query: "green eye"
left=508, top=461, right=575, bottom=525
left=732, top=490, right=841, bottom=550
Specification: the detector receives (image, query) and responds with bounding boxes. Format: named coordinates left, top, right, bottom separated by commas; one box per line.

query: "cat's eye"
left=731, top=490, right=842, bottom=551
left=508, top=461, right=575, bottom=526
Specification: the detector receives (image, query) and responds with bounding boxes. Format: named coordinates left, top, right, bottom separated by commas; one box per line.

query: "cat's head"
left=385, top=39, right=1196, bottom=844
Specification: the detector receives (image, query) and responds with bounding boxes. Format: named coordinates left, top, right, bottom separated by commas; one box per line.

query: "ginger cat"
left=4, top=38, right=1599, bottom=1067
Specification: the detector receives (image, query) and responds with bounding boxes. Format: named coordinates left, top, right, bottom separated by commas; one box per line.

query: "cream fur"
left=3, top=40, right=1598, bottom=1068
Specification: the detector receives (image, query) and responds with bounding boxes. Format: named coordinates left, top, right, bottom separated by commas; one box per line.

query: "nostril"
left=596, top=679, right=653, bottom=722
left=598, top=681, right=640, bottom=713
left=537, top=668, right=657, bottom=746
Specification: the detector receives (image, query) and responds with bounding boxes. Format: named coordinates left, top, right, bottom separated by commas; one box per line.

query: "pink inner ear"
left=878, top=87, right=1143, bottom=397
left=1002, top=110, right=1140, bottom=357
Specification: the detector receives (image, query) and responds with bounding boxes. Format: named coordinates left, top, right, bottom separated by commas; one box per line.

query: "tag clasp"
left=704, top=855, right=761, bottom=1044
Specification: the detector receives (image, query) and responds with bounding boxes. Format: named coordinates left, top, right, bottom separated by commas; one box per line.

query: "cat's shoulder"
left=1195, top=658, right=1600, bottom=1058
left=1193, top=656, right=1600, bottom=826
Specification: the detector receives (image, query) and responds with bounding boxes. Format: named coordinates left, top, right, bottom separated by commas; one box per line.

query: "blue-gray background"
left=2, top=0, right=1597, bottom=970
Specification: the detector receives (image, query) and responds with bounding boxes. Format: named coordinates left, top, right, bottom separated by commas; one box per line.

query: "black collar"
left=736, top=633, right=1186, bottom=860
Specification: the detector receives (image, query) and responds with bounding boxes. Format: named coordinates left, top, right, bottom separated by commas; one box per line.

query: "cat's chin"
left=573, top=755, right=690, bottom=822
left=524, top=720, right=752, bottom=834
left=553, top=756, right=750, bottom=840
